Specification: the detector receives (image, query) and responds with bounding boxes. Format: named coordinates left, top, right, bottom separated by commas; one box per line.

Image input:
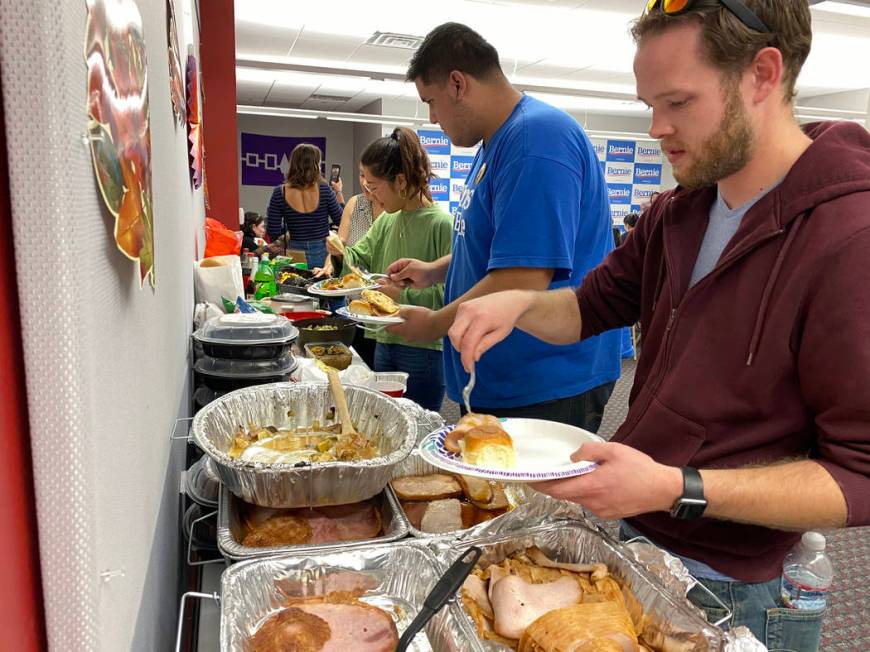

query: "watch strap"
left=670, top=466, right=707, bottom=520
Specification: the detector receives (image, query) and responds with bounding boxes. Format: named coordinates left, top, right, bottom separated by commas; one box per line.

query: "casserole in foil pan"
left=191, top=382, right=417, bottom=508
left=219, top=541, right=477, bottom=651
left=216, top=484, right=409, bottom=562
left=437, top=522, right=726, bottom=651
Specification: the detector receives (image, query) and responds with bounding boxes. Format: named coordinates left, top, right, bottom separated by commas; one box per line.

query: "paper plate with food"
left=307, top=272, right=379, bottom=297
left=419, top=414, right=603, bottom=482
left=336, top=290, right=405, bottom=326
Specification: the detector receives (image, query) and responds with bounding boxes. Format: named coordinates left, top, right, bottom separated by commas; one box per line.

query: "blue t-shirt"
left=445, top=95, right=621, bottom=408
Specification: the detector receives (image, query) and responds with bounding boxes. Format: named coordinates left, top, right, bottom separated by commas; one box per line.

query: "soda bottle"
left=780, top=531, right=834, bottom=610
left=253, top=253, right=276, bottom=299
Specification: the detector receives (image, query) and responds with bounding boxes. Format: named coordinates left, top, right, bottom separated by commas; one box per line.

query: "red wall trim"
left=0, top=61, right=47, bottom=651
left=200, top=0, right=240, bottom=229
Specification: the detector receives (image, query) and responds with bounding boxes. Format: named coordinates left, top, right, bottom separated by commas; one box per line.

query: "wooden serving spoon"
left=324, top=364, right=356, bottom=436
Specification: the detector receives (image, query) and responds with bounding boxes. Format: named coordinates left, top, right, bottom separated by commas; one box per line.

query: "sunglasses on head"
left=644, top=0, right=770, bottom=33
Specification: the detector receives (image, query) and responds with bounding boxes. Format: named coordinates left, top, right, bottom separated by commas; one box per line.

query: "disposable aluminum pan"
left=217, top=484, right=409, bottom=562
left=439, top=522, right=725, bottom=651
left=220, top=541, right=477, bottom=651
left=391, top=451, right=534, bottom=539
left=191, top=382, right=417, bottom=508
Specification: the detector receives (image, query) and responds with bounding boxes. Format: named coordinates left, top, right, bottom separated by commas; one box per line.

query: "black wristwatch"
left=670, top=467, right=707, bottom=520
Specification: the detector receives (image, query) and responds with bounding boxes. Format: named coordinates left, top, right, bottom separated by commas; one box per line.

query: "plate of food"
left=307, top=272, right=379, bottom=297
left=418, top=414, right=603, bottom=482
left=336, top=290, right=404, bottom=325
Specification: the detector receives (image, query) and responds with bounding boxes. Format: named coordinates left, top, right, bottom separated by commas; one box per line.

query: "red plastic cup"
left=375, top=380, right=406, bottom=398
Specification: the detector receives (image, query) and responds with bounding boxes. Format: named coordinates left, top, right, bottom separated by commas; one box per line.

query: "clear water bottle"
left=780, top=532, right=834, bottom=610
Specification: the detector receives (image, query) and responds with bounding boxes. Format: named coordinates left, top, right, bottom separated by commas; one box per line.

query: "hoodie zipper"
left=618, top=225, right=787, bottom=438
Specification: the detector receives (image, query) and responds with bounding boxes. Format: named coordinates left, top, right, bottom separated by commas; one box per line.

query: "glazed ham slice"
left=310, top=502, right=381, bottom=542
left=490, top=575, right=582, bottom=640
left=295, top=602, right=399, bottom=651
left=247, top=596, right=399, bottom=652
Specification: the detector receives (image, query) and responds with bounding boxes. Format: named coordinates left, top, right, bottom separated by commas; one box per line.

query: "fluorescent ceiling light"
left=237, top=105, right=319, bottom=118
left=812, top=1, right=870, bottom=18
left=527, top=92, right=648, bottom=114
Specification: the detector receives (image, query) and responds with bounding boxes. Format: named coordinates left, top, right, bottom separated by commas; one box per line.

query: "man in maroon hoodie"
left=447, top=1, right=870, bottom=648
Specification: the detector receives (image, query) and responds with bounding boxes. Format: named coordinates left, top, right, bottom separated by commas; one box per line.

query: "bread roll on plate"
left=348, top=299, right=373, bottom=316
left=462, top=425, right=516, bottom=470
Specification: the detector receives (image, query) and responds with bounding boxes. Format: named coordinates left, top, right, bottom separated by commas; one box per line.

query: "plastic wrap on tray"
left=393, top=398, right=446, bottom=444
left=191, top=382, right=416, bottom=508
left=217, top=484, right=409, bottom=561
left=390, top=450, right=536, bottom=539
left=436, top=522, right=725, bottom=651
left=219, top=541, right=477, bottom=651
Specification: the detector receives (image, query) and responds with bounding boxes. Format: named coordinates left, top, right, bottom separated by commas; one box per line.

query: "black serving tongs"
left=395, top=546, right=482, bottom=651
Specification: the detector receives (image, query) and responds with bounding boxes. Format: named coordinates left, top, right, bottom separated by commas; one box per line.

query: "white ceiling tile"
left=266, top=82, right=319, bottom=105
left=235, top=20, right=299, bottom=57
left=235, top=80, right=271, bottom=104
left=347, top=44, right=415, bottom=68
left=290, top=31, right=365, bottom=60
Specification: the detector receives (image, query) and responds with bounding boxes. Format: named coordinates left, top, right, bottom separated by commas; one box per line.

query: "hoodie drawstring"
left=746, top=214, right=806, bottom=366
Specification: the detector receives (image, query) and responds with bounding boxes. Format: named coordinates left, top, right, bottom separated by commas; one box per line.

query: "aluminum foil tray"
left=219, top=541, right=477, bottom=651
left=438, top=522, right=725, bottom=651
left=217, top=484, right=409, bottom=562
left=191, top=382, right=417, bottom=508
left=391, top=450, right=535, bottom=539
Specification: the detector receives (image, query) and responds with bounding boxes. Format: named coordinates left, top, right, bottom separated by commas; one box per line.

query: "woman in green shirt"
left=321, top=128, right=452, bottom=411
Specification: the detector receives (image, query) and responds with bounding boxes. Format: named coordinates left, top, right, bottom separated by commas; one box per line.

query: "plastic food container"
left=194, top=354, right=298, bottom=392
left=295, top=316, right=356, bottom=349
left=303, top=341, right=352, bottom=371
left=192, top=313, right=298, bottom=360
left=374, top=371, right=409, bottom=398
left=183, top=455, right=221, bottom=507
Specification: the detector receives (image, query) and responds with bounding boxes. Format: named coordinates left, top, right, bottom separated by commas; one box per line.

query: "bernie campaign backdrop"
left=589, top=137, right=664, bottom=231
left=416, top=128, right=480, bottom=219
left=413, top=128, right=663, bottom=231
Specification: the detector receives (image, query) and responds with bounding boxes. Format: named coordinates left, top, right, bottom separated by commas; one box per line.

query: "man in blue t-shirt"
left=386, top=22, right=620, bottom=430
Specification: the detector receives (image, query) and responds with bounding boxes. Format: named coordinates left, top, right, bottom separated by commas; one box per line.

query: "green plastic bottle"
left=253, top=253, right=277, bottom=299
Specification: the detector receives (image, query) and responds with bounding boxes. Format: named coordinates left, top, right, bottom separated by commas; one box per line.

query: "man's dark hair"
left=407, top=23, right=502, bottom=85
left=624, top=213, right=640, bottom=229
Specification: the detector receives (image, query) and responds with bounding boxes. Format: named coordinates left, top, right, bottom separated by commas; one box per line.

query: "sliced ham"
left=490, top=575, right=582, bottom=640
left=295, top=602, right=399, bottom=651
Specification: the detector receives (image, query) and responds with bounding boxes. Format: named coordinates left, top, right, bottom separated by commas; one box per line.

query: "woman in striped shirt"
left=266, top=143, right=344, bottom=268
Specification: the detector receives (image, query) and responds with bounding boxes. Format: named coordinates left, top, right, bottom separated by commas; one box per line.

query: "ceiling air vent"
left=308, top=94, right=354, bottom=102
left=365, top=31, right=424, bottom=50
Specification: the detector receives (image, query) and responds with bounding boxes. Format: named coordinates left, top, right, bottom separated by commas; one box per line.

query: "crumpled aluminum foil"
left=216, top=485, right=409, bottom=562
left=432, top=522, right=725, bottom=651
left=724, top=626, right=769, bottom=652
left=191, top=382, right=417, bottom=508
left=625, top=541, right=697, bottom=598
left=392, top=397, right=445, bottom=444
left=219, top=540, right=477, bottom=651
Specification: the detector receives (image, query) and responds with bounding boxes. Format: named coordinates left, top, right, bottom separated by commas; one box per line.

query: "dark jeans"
left=461, top=381, right=615, bottom=433
left=374, top=343, right=445, bottom=412
left=618, top=528, right=824, bottom=651
left=691, top=576, right=824, bottom=651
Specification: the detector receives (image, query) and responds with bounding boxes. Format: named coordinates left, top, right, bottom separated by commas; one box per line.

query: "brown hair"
left=285, top=143, right=325, bottom=187
left=631, top=0, right=811, bottom=103
left=360, top=128, right=433, bottom=202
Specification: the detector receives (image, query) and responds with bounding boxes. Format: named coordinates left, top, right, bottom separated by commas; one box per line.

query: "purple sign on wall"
left=240, top=133, right=327, bottom=186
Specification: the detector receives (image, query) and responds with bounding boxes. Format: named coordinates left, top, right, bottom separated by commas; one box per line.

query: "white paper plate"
left=418, top=418, right=603, bottom=482
left=306, top=278, right=380, bottom=297
left=336, top=305, right=404, bottom=325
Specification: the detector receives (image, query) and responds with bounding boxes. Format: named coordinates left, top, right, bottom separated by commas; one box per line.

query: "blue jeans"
left=374, top=343, right=445, bottom=412
left=288, top=238, right=327, bottom=269
left=689, top=576, right=824, bottom=652
left=618, top=528, right=824, bottom=651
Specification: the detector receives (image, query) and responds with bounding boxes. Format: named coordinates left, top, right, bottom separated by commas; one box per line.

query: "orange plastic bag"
left=203, top=217, right=242, bottom=258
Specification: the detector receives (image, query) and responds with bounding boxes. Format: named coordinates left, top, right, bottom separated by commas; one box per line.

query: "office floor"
left=440, top=358, right=870, bottom=650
